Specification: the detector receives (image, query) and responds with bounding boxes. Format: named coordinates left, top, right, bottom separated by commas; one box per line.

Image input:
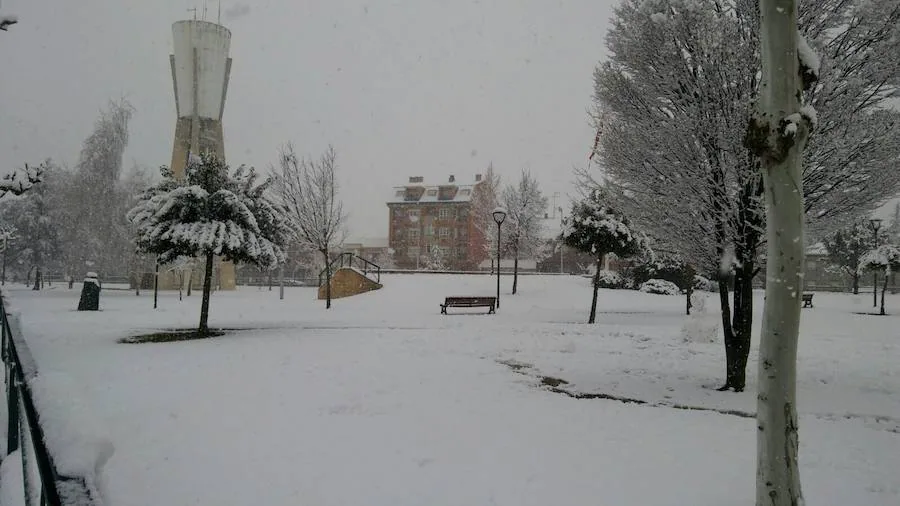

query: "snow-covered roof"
left=387, top=179, right=478, bottom=204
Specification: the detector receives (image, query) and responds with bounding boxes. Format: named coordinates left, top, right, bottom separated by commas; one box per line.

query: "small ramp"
left=318, top=254, right=383, bottom=300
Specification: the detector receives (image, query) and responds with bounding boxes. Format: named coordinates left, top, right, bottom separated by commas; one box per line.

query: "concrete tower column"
left=165, top=19, right=236, bottom=290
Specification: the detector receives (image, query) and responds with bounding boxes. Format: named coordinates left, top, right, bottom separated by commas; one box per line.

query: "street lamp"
left=492, top=207, right=507, bottom=308
left=869, top=218, right=882, bottom=308
left=558, top=206, right=565, bottom=274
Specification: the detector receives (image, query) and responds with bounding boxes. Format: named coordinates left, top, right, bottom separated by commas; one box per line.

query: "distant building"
left=387, top=175, right=488, bottom=270
left=341, top=237, right=390, bottom=264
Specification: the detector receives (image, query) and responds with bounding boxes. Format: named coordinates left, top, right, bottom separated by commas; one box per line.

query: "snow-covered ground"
left=4, top=274, right=900, bottom=505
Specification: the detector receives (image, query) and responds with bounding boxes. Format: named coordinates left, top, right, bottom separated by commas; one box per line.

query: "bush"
left=693, top=275, right=715, bottom=291
left=639, top=279, right=680, bottom=295
left=595, top=269, right=625, bottom=289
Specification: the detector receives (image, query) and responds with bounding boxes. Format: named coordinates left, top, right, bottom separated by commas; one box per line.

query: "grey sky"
left=0, top=0, right=616, bottom=237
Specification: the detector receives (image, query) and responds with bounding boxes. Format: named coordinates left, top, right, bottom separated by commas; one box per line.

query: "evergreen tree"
left=128, top=154, right=290, bottom=334
left=822, top=221, right=876, bottom=294
left=562, top=189, right=643, bottom=323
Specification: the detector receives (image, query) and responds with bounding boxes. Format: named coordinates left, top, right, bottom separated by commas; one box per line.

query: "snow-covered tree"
left=64, top=99, right=136, bottom=278
left=562, top=189, right=643, bottom=323
left=591, top=0, right=900, bottom=393
left=423, top=244, right=447, bottom=271
left=746, top=0, right=815, bottom=503
left=0, top=225, right=15, bottom=285
left=501, top=170, right=547, bottom=295
left=822, top=221, right=877, bottom=294
left=858, top=244, right=900, bottom=316
left=273, top=144, right=346, bottom=309
left=0, top=164, right=42, bottom=199
left=128, top=154, right=290, bottom=334
left=470, top=163, right=503, bottom=265
left=0, top=161, right=63, bottom=290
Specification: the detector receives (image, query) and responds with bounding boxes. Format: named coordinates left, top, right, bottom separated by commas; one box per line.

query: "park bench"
left=440, top=296, right=497, bottom=315
left=802, top=293, right=814, bottom=308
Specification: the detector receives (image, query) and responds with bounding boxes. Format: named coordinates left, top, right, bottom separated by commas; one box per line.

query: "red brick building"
left=387, top=175, right=488, bottom=270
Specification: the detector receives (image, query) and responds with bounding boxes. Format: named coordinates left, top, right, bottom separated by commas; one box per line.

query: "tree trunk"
left=755, top=1, right=806, bottom=504
left=588, top=256, right=602, bottom=324
left=32, top=268, right=41, bottom=291
left=279, top=264, right=285, bottom=300
left=187, top=276, right=193, bottom=297
left=323, top=249, right=332, bottom=309
left=880, top=270, right=888, bottom=316
left=852, top=271, right=859, bottom=294
left=873, top=272, right=878, bottom=307
left=512, top=254, right=519, bottom=295
left=686, top=284, right=693, bottom=316
left=199, top=252, right=215, bottom=334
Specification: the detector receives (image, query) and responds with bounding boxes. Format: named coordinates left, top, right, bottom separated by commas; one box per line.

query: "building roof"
left=387, top=177, right=479, bottom=204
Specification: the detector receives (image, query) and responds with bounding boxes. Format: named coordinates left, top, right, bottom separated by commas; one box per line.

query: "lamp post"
left=492, top=207, right=507, bottom=308
left=869, top=218, right=882, bottom=308
left=558, top=206, right=565, bottom=274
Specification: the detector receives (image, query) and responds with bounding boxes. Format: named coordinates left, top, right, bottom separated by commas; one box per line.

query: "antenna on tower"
left=188, top=6, right=198, bottom=20
left=217, top=1, right=222, bottom=24
left=202, top=1, right=208, bottom=21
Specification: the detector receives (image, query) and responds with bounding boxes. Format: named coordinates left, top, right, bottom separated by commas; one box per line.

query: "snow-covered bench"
left=440, top=296, right=497, bottom=315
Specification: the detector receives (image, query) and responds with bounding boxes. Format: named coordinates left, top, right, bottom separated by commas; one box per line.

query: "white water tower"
left=169, top=19, right=232, bottom=178
left=165, top=18, right=237, bottom=290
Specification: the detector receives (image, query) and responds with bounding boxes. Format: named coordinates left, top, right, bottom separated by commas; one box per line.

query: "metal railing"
left=318, top=253, right=382, bottom=286
left=1, top=294, right=100, bottom=505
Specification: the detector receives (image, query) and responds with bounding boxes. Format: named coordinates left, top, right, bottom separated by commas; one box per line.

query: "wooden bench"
left=440, top=296, right=497, bottom=314
left=802, top=293, right=814, bottom=308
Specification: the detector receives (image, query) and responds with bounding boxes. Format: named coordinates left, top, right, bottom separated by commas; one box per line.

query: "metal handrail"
left=1, top=294, right=100, bottom=505
left=317, top=253, right=382, bottom=286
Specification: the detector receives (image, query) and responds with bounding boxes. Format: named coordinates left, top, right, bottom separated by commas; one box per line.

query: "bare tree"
left=501, top=170, right=548, bottom=294
left=0, top=1, right=17, bottom=32
left=274, top=144, right=346, bottom=309
left=470, top=163, right=503, bottom=268
left=745, top=0, right=816, bottom=502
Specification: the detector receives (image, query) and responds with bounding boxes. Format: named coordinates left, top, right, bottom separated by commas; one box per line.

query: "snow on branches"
left=562, top=189, right=643, bottom=259
left=0, top=163, right=43, bottom=198
left=858, top=244, right=900, bottom=275
left=127, top=154, right=290, bottom=269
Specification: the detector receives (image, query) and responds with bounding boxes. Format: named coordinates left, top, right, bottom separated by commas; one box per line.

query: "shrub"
left=595, top=269, right=625, bottom=289
left=639, top=278, right=680, bottom=295
left=693, top=274, right=715, bottom=291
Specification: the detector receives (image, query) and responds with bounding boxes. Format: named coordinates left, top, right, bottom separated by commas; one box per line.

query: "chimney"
left=409, top=176, right=423, bottom=184
left=475, top=174, right=482, bottom=182
left=449, top=174, right=456, bottom=183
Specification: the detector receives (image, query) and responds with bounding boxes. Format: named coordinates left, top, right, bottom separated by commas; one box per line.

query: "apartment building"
left=387, top=175, right=488, bottom=270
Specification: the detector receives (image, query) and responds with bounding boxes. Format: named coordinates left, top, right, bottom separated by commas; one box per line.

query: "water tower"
left=167, top=18, right=236, bottom=289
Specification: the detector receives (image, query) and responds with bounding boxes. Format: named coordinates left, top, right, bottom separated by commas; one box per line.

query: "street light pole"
left=870, top=219, right=882, bottom=308
left=492, top=207, right=507, bottom=309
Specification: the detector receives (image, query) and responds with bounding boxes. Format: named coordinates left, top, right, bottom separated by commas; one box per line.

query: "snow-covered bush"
left=639, top=279, right=680, bottom=295
left=595, top=269, right=625, bottom=289
left=693, top=274, right=715, bottom=291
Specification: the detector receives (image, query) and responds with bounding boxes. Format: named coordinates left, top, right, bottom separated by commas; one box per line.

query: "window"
left=439, top=208, right=452, bottom=219
left=439, top=227, right=450, bottom=237
left=407, top=246, right=420, bottom=258
left=426, top=189, right=437, bottom=196
left=459, top=227, right=467, bottom=237
left=407, top=208, right=419, bottom=217
left=394, top=190, right=404, bottom=197
left=459, top=189, right=471, bottom=196
left=407, top=229, right=420, bottom=240
left=424, top=225, right=434, bottom=236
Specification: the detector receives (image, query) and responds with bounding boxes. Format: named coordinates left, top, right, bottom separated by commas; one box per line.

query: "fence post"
left=6, top=362, right=19, bottom=455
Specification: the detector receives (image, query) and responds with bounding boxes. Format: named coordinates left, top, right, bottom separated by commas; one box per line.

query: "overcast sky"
left=0, top=0, right=617, bottom=238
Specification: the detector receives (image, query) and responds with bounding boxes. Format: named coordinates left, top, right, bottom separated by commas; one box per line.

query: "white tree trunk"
left=755, top=1, right=807, bottom=504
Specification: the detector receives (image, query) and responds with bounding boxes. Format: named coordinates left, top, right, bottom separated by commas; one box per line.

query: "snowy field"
left=3, top=274, right=900, bottom=505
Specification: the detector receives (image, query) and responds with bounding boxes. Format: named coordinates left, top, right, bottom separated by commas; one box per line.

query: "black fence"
left=318, top=253, right=382, bottom=286
left=1, top=294, right=102, bottom=505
